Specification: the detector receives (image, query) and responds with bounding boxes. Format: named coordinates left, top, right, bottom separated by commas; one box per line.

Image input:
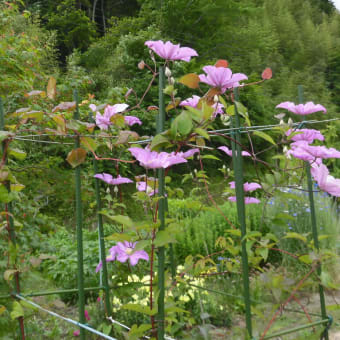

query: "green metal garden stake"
left=298, top=85, right=328, bottom=340
left=157, top=66, right=166, bottom=340
left=73, top=90, right=86, bottom=340
left=93, top=158, right=112, bottom=315
left=88, top=112, right=112, bottom=315
left=231, top=88, right=253, bottom=338
left=0, top=98, right=25, bottom=340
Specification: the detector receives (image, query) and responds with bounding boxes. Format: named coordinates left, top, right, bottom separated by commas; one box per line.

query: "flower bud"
left=287, top=118, right=293, bottom=126
left=106, top=187, right=110, bottom=194
left=169, top=77, right=175, bottom=85
left=138, top=60, right=145, bottom=70
left=114, top=185, right=118, bottom=194
left=213, top=95, right=219, bottom=103
left=222, top=164, right=226, bottom=169
left=165, top=67, right=172, bottom=77
left=279, top=119, right=285, bottom=126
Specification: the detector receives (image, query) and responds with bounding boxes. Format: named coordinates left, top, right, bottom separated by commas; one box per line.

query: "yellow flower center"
left=125, top=247, right=133, bottom=255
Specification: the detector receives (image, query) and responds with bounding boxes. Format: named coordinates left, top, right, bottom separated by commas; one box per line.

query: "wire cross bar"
left=15, top=295, right=118, bottom=340
left=260, top=318, right=331, bottom=340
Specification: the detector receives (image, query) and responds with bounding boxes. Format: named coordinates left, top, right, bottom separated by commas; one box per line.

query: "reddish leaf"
left=66, top=148, right=87, bottom=168
left=204, top=88, right=221, bottom=105
left=147, top=106, right=158, bottom=111
left=115, top=131, right=139, bottom=145
left=24, top=90, right=46, bottom=98
left=215, top=59, right=229, bottom=68
left=179, top=73, right=200, bottom=89
left=52, top=114, right=66, bottom=133
left=47, top=76, right=57, bottom=100
left=52, top=102, right=76, bottom=113
left=261, top=68, right=272, bottom=80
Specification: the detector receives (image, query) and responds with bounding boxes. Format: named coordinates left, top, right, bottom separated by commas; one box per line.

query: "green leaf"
left=150, top=134, right=170, bottom=151
left=298, top=254, right=313, bottom=264
left=4, top=269, right=18, bottom=282
left=22, top=111, right=44, bottom=122
left=10, top=183, right=25, bottom=192
left=128, top=324, right=152, bottom=340
left=0, top=184, right=12, bottom=203
left=80, top=137, right=98, bottom=152
left=122, top=304, right=157, bottom=316
left=171, top=111, right=192, bottom=137
left=0, top=305, right=6, bottom=316
left=226, top=105, right=235, bottom=116
left=106, top=233, right=133, bottom=242
left=8, top=148, right=26, bottom=160
left=134, top=240, right=150, bottom=250
left=100, top=213, right=134, bottom=228
left=185, top=106, right=204, bottom=122
left=66, top=148, right=87, bottom=168
left=257, top=247, right=268, bottom=261
left=194, top=128, right=210, bottom=140
left=283, top=232, right=307, bottom=243
left=253, top=131, right=276, bottom=145
left=274, top=213, right=295, bottom=221
left=0, top=131, right=12, bottom=143
left=201, top=154, right=220, bottom=161
left=163, top=85, right=175, bottom=96
left=154, top=230, right=177, bottom=247
left=10, top=301, right=24, bottom=320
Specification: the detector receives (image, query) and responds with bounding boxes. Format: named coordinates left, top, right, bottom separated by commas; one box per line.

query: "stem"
left=259, top=265, right=318, bottom=340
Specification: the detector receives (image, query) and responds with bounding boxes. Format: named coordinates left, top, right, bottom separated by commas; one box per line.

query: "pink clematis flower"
left=95, top=103, right=129, bottom=130
left=311, top=163, right=340, bottom=197
left=218, top=146, right=251, bottom=157
left=128, top=147, right=187, bottom=169
left=228, top=196, right=261, bottom=204
left=288, top=142, right=340, bottom=162
left=124, top=115, right=142, bottom=126
left=94, top=173, right=133, bottom=185
left=180, top=95, right=224, bottom=116
left=104, top=103, right=129, bottom=116
left=95, top=111, right=112, bottom=130
left=199, top=66, right=248, bottom=93
left=275, top=101, right=326, bottom=115
left=136, top=181, right=158, bottom=196
left=229, top=181, right=262, bottom=192
left=145, top=40, right=198, bottom=62
left=286, top=129, right=324, bottom=144
left=96, top=241, right=149, bottom=272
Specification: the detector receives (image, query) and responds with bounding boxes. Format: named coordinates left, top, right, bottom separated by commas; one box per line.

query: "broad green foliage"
left=45, top=0, right=97, bottom=58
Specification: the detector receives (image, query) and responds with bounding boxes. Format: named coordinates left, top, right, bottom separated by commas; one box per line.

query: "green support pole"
left=93, top=155, right=112, bottom=315
left=73, top=90, right=86, bottom=340
left=0, top=98, right=25, bottom=340
left=298, top=85, right=328, bottom=340
left=231, top=88, right=253, bottom=338
left=157, top=66, right=166, bottom=340
left=166, top=199, right=176, bottom=281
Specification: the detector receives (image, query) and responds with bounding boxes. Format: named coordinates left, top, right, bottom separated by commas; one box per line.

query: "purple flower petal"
left=199, top=66, right=247, bottom=93
left=124, top=116, right=142, bottom=126
left=276, top=101, right=326, bottom=115
left=145, top=40, right=198, bottom=62
left=128, top=147, right=187, bottom=169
